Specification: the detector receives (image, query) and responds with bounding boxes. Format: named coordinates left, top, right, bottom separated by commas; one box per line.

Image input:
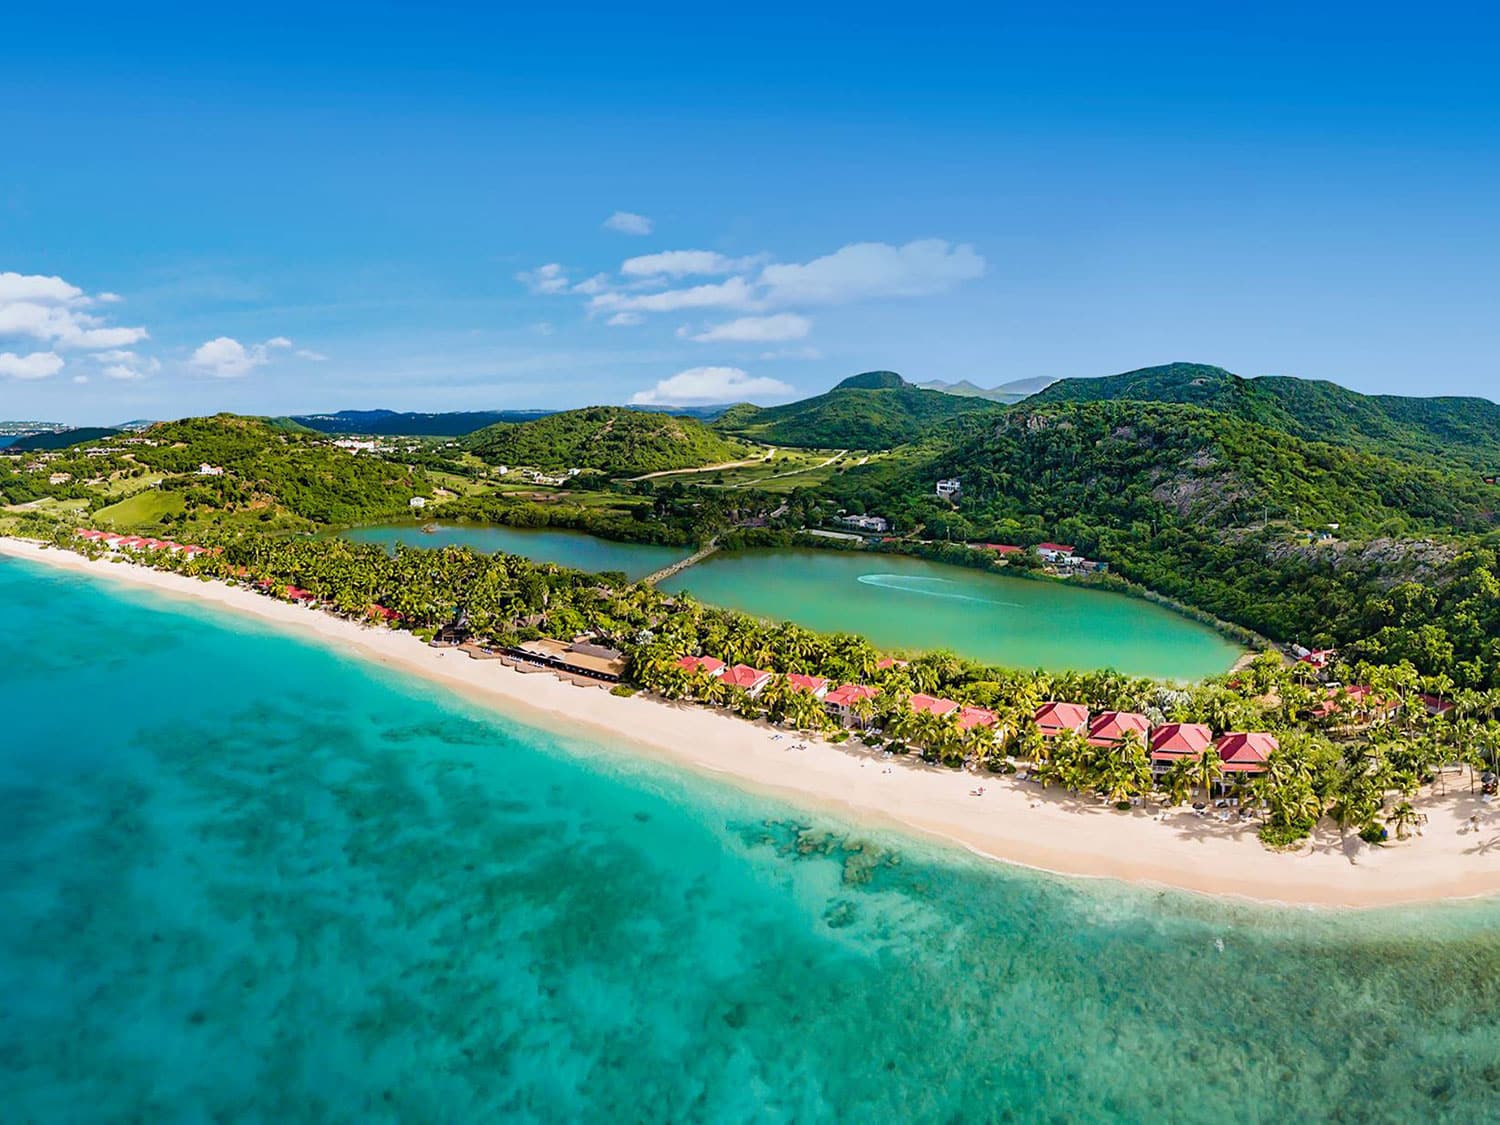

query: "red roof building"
left=1421, top=694, right=1455, bottom=717
left=910, top=693, right=960, bottom=718
left=824, top=683, right=881, bottom=727
left=875, top=657, right=908, bottom=670
left=722, top=664, right=774, bottom=695
left=1034, top=701, right=1089, bottom=738
left=957, top=706, right=998, bottom=731
left=981, top=543, right=1023, bottom=555
left=677, top=655, right=726, bottom=677
left=1036, top=542, right=1075, bottom=555
left=784, top=673, right=830, bottom=698
left=1148, top=723, right=1213, bottom=768
left=1310, top=685, right=1398, bottom=722
left=1216, top=732, right=1278, bottom=773
left=367, top=605, right=400, bottom=622
left=1087, top=710, right=1151, bottom=747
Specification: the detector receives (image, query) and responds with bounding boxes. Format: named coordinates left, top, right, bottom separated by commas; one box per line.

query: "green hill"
left=465, top=407, right=751, bottom=473
left=715, top=371, right=998, bottom=449
left=1032, top=363, right=1500, bottom=470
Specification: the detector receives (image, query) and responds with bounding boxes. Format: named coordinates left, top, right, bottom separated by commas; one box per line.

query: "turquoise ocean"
left=3, top=554, right=1500, bottom=1121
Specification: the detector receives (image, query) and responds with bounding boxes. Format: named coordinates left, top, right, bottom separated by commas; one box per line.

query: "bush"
left=609, top=684, right=638, bottom=698
left=1258, top=821, right=1313, bottom=849
left=1359, top=823, right=1388, bottom=845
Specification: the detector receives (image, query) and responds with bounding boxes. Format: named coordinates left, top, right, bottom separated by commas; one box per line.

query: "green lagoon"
left=666, top=549, right=1241, bottom=680
left=348, top=526, right=1241, bottom=680
left=4, top=554, right=1500, bottom=1120
left=344, top=521, right=689, bottom=581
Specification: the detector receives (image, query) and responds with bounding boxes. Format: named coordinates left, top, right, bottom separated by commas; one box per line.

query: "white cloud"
left=0, top=272, right=85, bottom=303
left=516, top=263, right=570, bottom=295
left=758, top=239, right=985, bottom=304
left=188, top=335, right=293, bottom=378
left=620, top=250, right=757, bottom=279
left=92, top=349, right=161, bottom=381
left=603, top=211, right=653, bottom=235
left=590, top=276, right=757, bottom=315
left=0, top=350, right=65, bottom=380
left=73, top=374, right=89, bottom=384
left=760, top=346, right=823, bottom=360
left=606, top=312, right=643, bottom=327
left=533, top=322, right=556, bottom=336
left=570, top=273, right=611, bottom=295
left=0, top=269, right=149, bottom=349
left=630, top=365, right=794, bottom=406
left=684, top=313, right=811, bottom=343
left=295, top=348, right=328, bottom=361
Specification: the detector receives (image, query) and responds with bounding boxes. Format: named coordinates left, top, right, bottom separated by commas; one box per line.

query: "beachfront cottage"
left=1147, top=722, right=1213, bottom=773
left=1034, top=701, right=1089, bottom=738
left=957, top=706, right=998, bottom=731
left=677, top=655, right=726, bottom=677
left=784, top=673, right=830, bottom=699
left=825, top=683, right=880, bottom=728
left=1216, top=732, right=1278, bottom=777
left=1086, top=710, right=1150, bottom=748
left=722, top=664, right=774, bottom=697
left=909, top=693, right=961, bottom=719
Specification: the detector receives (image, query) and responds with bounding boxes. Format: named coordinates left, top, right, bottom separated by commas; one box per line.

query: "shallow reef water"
left=3, top=555, right=1500, bottom=1122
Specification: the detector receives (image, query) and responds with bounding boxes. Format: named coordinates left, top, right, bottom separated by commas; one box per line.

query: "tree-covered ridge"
left=1032, top=362, right=1500, bottom=470
left=821, top=400, right=1500, bottom=686
left=715, top=372, right=999, bottom=448
left=465, top=407, right=752, bottom=473
left=122, top=415, right=430, bottom=528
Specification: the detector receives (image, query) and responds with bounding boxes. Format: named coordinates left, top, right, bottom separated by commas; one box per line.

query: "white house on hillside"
left=936, top=478, right=962, bottom=500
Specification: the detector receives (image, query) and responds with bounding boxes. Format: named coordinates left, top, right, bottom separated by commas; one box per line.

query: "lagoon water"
left=666, top=549, right=1242, bottom=680
left=6, top=555, right=1500, bottom=1121
left=349, top=526, right=1240, bottom=679
left=344, top=521, right=688, bottom=581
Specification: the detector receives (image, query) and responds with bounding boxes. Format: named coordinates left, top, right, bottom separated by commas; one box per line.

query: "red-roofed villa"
left=784, top=673, right=830, bottom=699
left=1216, top=732, right=1278, bottom=775
left=825, top=684, right=880, bottom=727
left=1034, top=701, right=1089, bottom=738
left=1148, top=723, right=1213, bottom=773
left=1086, top=710, right=1150, bottom=748
left=722, top=664, right=774, bottom=696
left=676, top=655, right=726, bottom=677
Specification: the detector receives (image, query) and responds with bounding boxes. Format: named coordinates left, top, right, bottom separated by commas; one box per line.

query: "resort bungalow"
left=1148, top=722, right=1213, bottom=774
left=677, top=655, right=726, bottom=677
left=1421, top=694, right=1456, bottom=718
left=910, top=693, right=961, bottom=719
left=1036, top=542, right=1077, bottom=563
left=957, top=706, right=998, bottom=731
left=875, top=657, right=908, bottom=671
left=722, top=664, right=775, bottom=697
left=825, top=683, right=880, bottom=728
left=1034, top=701, right=1089, bottom=738
left=784, top=673, right=830, bottom=699
left=1086, top=710, right=1151, bottom=749
left=1216, top=732, right=1278, bottom=779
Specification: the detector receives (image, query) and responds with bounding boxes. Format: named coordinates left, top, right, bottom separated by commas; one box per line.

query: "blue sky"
left=3, top=1, right=1497, bottom=423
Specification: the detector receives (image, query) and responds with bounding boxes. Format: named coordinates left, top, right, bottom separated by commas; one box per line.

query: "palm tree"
left=1388, top=801, right=1420, bottom=841
left=1189, top=747, right=1223, bottom=805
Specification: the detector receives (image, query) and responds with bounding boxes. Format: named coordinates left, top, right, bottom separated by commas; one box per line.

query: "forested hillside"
left=715, top=371, right=998, bottom=448
left=1033, top=363, right=1500, bottom=470
left=823, top=400, right=1500, bottom=686
left=465, top=407, right=751, bottom=473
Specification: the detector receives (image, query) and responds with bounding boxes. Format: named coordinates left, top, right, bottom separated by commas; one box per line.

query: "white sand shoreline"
left=6, top=535, right=1498, bottom=909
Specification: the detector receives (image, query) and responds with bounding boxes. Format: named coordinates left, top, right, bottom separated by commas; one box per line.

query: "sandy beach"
left=5, top=535, right=1498, bottom=909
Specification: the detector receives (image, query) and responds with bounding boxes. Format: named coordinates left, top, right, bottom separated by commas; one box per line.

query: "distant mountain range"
left=913, top=376, right=1058, bottom=403
left=288, top=404, right=734, bottom=437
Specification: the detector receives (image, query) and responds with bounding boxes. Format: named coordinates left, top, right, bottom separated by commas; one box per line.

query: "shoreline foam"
left=5, top=535, right=1497, bottom=909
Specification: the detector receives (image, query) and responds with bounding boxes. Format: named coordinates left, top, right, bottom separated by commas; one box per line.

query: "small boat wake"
left=856, top=573, right=1022, bottom=608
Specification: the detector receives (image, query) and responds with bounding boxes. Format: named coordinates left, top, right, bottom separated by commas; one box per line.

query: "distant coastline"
left=6, top=535, right=1497, bottom=909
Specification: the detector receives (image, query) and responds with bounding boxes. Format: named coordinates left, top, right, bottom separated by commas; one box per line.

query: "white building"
left=837, top=514, right=889, bottom=533
left=198, top=463, right=224, bottom=476
left=936, top=478, right=962, bottom=501
left=409, top=496, right=428, bottom=509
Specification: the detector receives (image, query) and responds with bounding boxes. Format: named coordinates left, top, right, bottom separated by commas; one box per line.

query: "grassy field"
left=93, top=489, right=187, bottom=527
left=642, top=448, right=883, bottom=493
